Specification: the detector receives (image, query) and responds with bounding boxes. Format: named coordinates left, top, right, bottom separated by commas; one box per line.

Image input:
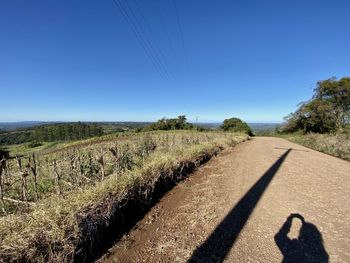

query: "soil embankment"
left=100, top=137, right=350, bottom=262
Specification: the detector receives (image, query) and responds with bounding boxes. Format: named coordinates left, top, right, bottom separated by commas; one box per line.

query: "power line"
left=156, top=0, right=176, bottom=56
left=134, top=0, right=171, bottom=77
left=125, top=0, right=170, bottom=78
left=112, top=0, right=164, bottom=78
left=123, top=0, right=171, bottom=79
left=112, top=0, right=170, bottom=79
left=172, top=0, right=188, bottom=66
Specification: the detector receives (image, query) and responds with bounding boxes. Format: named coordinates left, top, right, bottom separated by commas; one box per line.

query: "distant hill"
left=0, top=121, right=280, bottom=133
left=196, top=123, right=221, bottom=129
left=0, top=121, right=153, bottom=146
left=0, top=121, right=48, bottom=130
left=195, top=122, right=280, bottom=132
left=0, top=121, right=152, bottom=131
left=248, top=123, right=280, bottom=132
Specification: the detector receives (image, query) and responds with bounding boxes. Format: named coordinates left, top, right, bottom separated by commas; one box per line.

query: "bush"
left=27, top=141, right=43, bottom=148
left=144, top=115, right=194, bottom=131
left=220, top=117, right=253, bottom=136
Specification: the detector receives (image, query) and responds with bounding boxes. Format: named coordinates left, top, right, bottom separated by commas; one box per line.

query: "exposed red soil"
left=99, top=137, right=350, bottom=263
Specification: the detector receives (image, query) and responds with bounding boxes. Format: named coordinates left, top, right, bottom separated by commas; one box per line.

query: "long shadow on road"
left=188, top=149, right=291, bottom=263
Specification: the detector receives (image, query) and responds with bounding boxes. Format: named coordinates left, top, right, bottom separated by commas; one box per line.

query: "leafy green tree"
left=300, top=100, right=335, bottom=133
left=283, top=77, right=350, bottom=133
left=220, top=117, right=253, bottom=136
left=144, top=115, right=194, bottom=131
left=314, top=77, right=350, bottom=129
left=176, top=115, right=187, bottom=129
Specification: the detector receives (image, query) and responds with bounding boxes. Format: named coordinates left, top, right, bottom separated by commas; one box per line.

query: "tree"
left=220, top=117, right=253, bottom=136
left=282, top=77, right=350, bottom=133
left=299, top=100, right=336, bottom=133
left=314, top=77, right=350, bottom=129
left=176, top=115, right=187, bottom=129
left=144, top=116, right=194, bottom=131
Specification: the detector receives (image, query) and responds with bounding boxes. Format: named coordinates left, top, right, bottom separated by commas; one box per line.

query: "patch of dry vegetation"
left=1, top=131, right=231, bottom=215
left=0, top=132, right=248, bottom=262
left=283, top=132, right=350, bottom=161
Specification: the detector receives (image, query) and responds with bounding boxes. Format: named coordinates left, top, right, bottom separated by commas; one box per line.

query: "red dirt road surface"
left=99, top=137, right=350, bottom=263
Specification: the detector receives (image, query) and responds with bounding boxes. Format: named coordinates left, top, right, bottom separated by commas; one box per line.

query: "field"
left=0, top=130, right=248, bottom=262
left=280, top=132, right=350, bottom=161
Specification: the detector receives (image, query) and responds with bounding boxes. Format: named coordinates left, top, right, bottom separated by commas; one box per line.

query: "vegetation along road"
left=100, top=137, right=350, bottom=263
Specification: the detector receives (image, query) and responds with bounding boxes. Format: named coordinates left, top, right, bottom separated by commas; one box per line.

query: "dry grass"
left=1, top=131, right=236, bottom=214
left=0, top=132, right=248, bottom=262
left=282, top=132, right=350, bottom=161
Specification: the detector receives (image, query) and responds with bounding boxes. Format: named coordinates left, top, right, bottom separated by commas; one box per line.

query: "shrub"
left=144, top=115, right=194, bottom=131
left=220, top=117, right=253, bottom=136
left=27, top=141, right=43, bottom=148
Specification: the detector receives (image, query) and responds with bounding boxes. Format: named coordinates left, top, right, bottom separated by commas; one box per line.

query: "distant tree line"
left=32, top=122, right=103, bottom=141
left=282, top=77, right=350, bottom=133
left=143, top=115, right=255, bottom=135
left=0, top=131, right=33, bottom=145
left=144, top=116, right=197, bottom=131
left=0, top=122, right=104, bottom=145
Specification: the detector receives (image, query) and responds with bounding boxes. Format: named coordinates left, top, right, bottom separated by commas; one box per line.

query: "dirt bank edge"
left=0, top=135, right=249, bottom=263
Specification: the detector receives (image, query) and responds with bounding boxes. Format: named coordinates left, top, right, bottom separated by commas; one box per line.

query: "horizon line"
left=0, top=120, right=282, bottom=124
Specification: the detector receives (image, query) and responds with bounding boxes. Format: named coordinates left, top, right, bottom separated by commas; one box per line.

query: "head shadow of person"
left=274, top=213, right=329, bottom=263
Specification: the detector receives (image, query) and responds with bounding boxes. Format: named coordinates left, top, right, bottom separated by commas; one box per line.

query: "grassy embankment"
left=280, top=132, right=350, bottom=161
left=0, top=131, right=248, bottom=262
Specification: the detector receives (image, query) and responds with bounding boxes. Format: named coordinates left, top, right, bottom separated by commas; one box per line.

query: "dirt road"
left=99, top=137, right=350, bottom=263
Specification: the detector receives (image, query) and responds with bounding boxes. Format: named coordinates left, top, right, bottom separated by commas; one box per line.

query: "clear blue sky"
left=1, top=0, right=349, bottom=123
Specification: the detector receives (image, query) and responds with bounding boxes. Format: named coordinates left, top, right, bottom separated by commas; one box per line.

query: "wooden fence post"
left=30, top=153, right=39, bottom=201
left=77, top=150, right=83, bottom=186
left=0, top=158, right=6, bottom=214
left=69, top=153, right=77, bottom=187
left=97, top=147, right=105, bottom=182
left=109, top=143, right=120, bottom=179
left=16, top=157, right=29, bottom=206
left=52, top=160, right=61, bottom=195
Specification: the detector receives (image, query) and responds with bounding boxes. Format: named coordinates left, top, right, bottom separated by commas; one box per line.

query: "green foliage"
left=283, top=99, right=336, bottom=133
left=314, top=77, right=350, bottom=129
left=32, top=122, right=103, bottom=141
left=0, top=130, right=32, bottom=145
left=144, top=115, right=194, bottom=131
left=220, top=117, right=253, bottom=136
left=0, top=122, right=104, bottom=145
left=283, top=77, right=350, bottom=133
left=27, top=141, right=43, bottom=148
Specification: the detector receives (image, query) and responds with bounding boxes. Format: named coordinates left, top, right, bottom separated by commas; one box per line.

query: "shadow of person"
left=275, top=213, right=329, bottom=263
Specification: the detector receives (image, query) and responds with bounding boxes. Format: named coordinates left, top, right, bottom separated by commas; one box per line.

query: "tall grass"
left=282, top=132, right=350, bottom=161
left=1, top=131, right=230, bottom=214
left=0, top=131, right=248, bottom=262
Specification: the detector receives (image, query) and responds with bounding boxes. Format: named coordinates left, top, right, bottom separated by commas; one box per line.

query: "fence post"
left=52, top=160, right=61, bottom=195
left=30, top=153, right=39, bottom=201
left=97, top=147, right=105, bottom=182
left=0, top=158, right=6, bottom=214
left=109, top=143, right=120, bottom=179
left=16, top=157, right=29, bottom=206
